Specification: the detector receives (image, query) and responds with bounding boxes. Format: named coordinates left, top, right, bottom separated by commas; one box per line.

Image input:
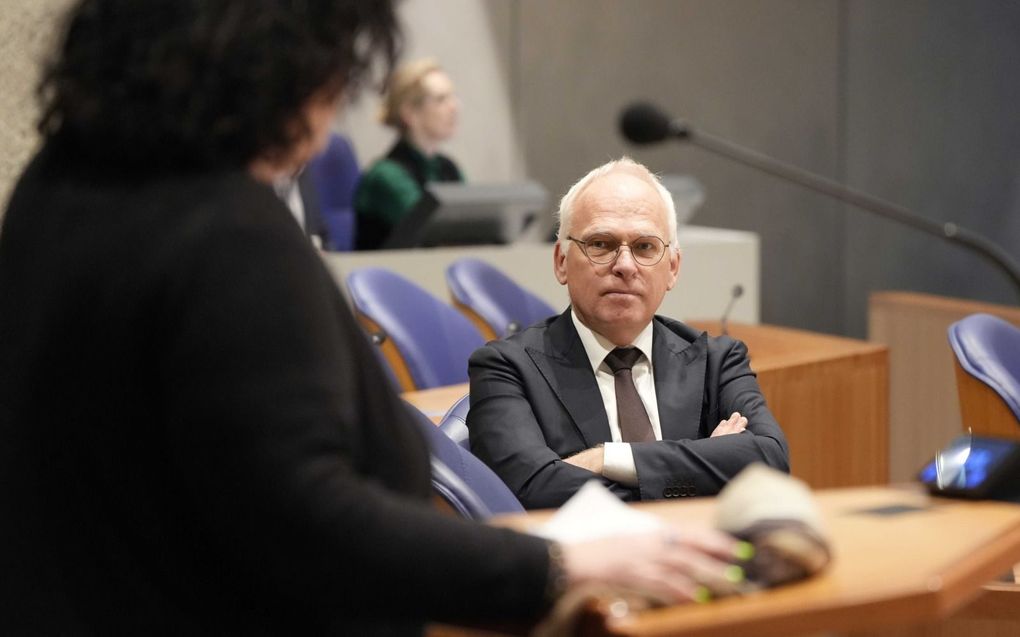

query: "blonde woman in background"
left=354, top=58, right=463, bottom=249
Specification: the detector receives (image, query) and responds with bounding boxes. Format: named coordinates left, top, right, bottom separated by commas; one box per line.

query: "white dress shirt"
left=273, top=174, right=306, bottom=231
left=570, top=310, right=662, bottom=486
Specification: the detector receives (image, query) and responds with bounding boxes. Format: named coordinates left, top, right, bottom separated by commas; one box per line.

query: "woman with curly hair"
left=0, top=1, right=741, bottom=634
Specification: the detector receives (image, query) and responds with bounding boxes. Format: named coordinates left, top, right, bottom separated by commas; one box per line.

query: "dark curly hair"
left=38, top=0, right=400, bottom=172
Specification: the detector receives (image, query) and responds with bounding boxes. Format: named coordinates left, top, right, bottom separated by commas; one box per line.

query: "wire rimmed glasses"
left=567, top=233, right=670, bottom=266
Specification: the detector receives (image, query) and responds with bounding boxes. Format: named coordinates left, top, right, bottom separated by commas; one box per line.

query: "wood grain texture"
left=954, top=361, right=1020, bottom=441
left=689, top=321, right=889, bottom=489
left=355, top=313, right=417, bottom=392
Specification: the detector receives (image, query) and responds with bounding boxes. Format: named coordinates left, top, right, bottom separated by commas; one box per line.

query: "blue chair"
left=446, top=257, right=558, bottom=340
left=306, top=132, right=360, bottom=251
left=346, top=267, right=486, bottom=391
left=438, top=393, right=471, bottom=449
left=948, top=313, right=1020, bottom=440
left=404, top=402, right=523, bottom=519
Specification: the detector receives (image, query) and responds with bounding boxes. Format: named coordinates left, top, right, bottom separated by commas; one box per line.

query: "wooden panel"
left=954, top=361, right=1020, bottom=441
left=756, top=348, right=888, bottom=489
left=867, top=291, right=1020, bottom=482
left=689, top=322, right=888, bottom=488
left=845, top=583, right=1020, bottom=637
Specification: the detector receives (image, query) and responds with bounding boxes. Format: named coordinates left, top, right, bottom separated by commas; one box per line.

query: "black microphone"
left=618, top=102, right=1020, bottom=298
left=720, top=284, right=744, bottom=336
left=620, top=102, right=689, bottom=144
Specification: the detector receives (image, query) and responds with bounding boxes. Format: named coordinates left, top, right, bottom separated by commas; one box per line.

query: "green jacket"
left=354, top=138, right=462, bottom=249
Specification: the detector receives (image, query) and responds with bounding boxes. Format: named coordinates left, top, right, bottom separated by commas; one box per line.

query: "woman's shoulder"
left=361, top=157, right=416, bottom=188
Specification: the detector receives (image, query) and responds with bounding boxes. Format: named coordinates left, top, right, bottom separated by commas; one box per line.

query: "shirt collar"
left=570, top=309, right=654, bottom=376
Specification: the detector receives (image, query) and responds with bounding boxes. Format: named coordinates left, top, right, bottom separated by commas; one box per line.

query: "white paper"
left=530, top=480, right=664, bottom=543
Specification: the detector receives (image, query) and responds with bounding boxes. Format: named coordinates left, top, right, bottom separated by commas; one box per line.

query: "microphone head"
left=732, top=284, right=744, bottom=298
left=619, top=102, right=673, bottom=145
left=620, top=102, right=691, bottom=144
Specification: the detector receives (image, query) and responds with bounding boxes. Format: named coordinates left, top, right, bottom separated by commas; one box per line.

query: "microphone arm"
left=665, top=120, right=1020, bottom=297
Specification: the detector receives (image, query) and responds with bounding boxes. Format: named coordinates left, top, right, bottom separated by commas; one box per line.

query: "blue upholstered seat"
left=948, top=313, right=1020, bottom=424
left=306, top=133, right=360, bottom=251
left=438, top=393, right=471, bottom=450
left=346, top=267, right=485, bottom=390
left=445, top=257, right=558, bottom=340
left=404, top=402, right=523, bottom=519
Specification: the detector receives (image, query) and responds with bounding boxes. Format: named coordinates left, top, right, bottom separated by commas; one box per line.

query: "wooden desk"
left=406, top=322, right=889, bottom=489
left=688, top=321, right=888, bottom=488
left=494, top=486, right=1020, bottom=637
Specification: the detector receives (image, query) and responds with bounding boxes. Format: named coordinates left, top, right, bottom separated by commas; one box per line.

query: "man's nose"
left=611, top=246, right=639, bottom=274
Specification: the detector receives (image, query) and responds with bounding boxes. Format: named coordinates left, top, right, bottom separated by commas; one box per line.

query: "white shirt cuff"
left=602, top=442, right=639, bottom=486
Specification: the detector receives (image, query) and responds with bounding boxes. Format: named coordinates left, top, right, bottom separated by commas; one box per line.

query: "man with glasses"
left=467, top=158, right=789, bottom=509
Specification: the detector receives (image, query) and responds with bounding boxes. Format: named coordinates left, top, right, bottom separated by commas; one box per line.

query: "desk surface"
left=687, top=320, right=887, bottom=372
left=496, top=486, right=1020, bottom=637
left=403, top=383, right=469, bottom=423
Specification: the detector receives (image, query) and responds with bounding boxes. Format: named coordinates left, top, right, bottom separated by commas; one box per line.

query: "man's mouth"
left=603, top=289, right=638, bottom=297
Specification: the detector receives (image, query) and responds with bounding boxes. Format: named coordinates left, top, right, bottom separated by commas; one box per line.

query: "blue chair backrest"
left=405, top=402, right=523, bottom=519
left=346, top=267, right=486, bottom=390
left=438, top=393, right=471, bottom=449
left=446, top=258, right=558, bottom=338
left=307, top=132, right=360, bottom=251
left=948, top=313, right=1020, bottom=420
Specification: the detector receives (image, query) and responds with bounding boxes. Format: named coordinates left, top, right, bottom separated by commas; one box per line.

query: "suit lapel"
left=652, top=320, right=708, bottom=440
left=525, top=311, right=613, bottom=446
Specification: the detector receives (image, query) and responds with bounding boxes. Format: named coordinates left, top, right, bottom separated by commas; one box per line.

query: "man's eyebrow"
left=583, top=227, right=662, bottom=238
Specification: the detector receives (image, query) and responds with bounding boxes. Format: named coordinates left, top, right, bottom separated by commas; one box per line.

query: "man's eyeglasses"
left=567, top=234, right=670, bottom=266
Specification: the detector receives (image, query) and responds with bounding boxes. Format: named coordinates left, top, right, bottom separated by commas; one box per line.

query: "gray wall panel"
left=516, top=0, right=845, bottom=332
left=513, top=0, right=1019, bottom=336
left=842, top=0, right=1020, bottom=336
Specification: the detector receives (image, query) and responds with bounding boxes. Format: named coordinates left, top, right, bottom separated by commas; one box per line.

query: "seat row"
left=346, top=258, right=558, bottom=391
left=344, top=260, right=554, bottom=517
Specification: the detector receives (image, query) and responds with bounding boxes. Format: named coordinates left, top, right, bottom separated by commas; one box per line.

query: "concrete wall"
left=0, top=0, right=72, bottom=211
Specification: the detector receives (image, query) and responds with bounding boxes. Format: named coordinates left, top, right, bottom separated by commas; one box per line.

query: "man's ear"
left=553, top=241, right=568, bottom=285
left=666, top=248, right=682, bottom=290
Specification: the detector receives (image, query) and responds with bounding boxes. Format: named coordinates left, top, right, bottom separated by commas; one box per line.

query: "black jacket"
left=0, top=143, right=548, bottom=635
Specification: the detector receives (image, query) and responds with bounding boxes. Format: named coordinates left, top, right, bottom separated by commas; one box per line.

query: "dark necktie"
left=604, top=347, right=655, bottom=443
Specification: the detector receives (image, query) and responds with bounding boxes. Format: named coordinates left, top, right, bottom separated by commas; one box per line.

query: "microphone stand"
left=720, top=284, right=743, bottom=336
left=666, top=122, right=1020, bottom=298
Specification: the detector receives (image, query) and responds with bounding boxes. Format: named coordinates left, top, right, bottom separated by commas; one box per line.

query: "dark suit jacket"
left=0, top=141, right=549, bottom=635
left=467, top=310, right=790, bottom=510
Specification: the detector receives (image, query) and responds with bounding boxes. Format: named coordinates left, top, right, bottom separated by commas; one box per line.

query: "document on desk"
left=530, top=480, right=664, bottom=543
